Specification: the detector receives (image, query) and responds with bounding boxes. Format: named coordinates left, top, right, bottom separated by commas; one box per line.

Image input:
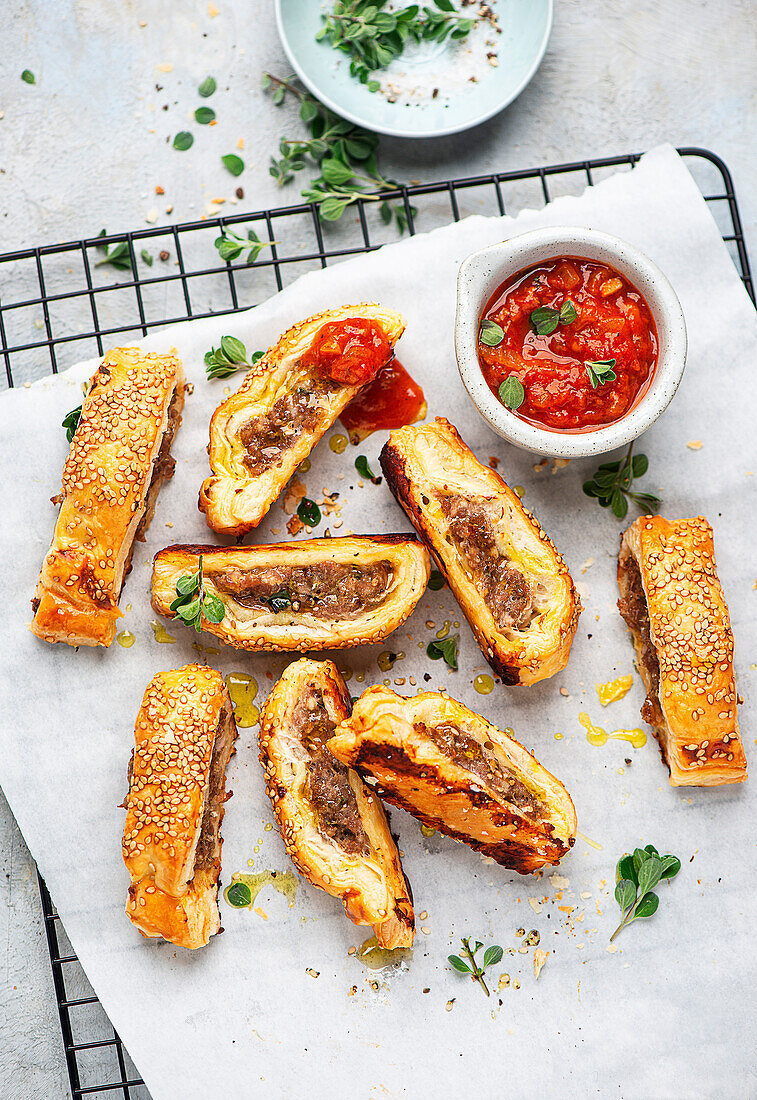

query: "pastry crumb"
left=306, top=968, right=320, bottom=978
left=528, top=897, right=543, bottom=914
left=533, top=949, right=547, bottom=979
left=580, top=557, right=594, bottom=573
left=686, top=440, right=703, bottom=450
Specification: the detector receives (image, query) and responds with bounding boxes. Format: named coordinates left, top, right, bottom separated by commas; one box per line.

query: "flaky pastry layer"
left=151, top=537, right=430, bottom=651
left=123, top=665, right=238, bottom=949
left=329, top=686, right=577, bottom=873
left=199, top=303, right=405, bottom=536
left=31, top=347, right=184, bottom=647
left=380, top=418, right=581, bottom=685
left=258, top=659, right=414, bottom=948
left=618, top=515, right=746, bottom=787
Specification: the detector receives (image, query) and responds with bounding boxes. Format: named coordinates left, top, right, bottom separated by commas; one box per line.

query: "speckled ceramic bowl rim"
left=455, top=227, right=687, bottom=458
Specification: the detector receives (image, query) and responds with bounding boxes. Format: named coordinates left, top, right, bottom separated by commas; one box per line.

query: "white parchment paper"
left=1, top=146, right=755, bottom=1098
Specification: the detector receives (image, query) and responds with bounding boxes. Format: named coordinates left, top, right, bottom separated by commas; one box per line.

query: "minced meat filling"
left=193, top=704, right=236, bottom=878
left=213, top=560, right=392, bottom=620
left=617, top=555, right=663, bottom=726
left=240, top=381, right=337, bottom=476
left=293, top=690, right=370, bottom=856
left=439, top=494, right=533, bottom=631
left=418, top=720, right=545, bottom=815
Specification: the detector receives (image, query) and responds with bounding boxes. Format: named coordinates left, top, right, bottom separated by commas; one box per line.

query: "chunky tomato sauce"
left=477, top=257, right=658, bottom=431
left=340, top=357, right=426, bottom=440
left=302, top=318, right=392, bottom=387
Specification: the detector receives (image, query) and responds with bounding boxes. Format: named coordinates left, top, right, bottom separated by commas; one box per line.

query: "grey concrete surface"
left=1, top=1, right=755, bottom=1097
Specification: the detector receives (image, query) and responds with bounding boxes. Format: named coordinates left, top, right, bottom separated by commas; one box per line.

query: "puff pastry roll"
left=123, top=665, right=238, bottom=949
left=618, top=515, right=747, bottom=787
left=259, top=659, right=414, bottom=948
left=151, top=537, right=429, bottom=651
left=199, top=303, right=405, bottom=536
left=329, top=686, right=576, bottom=873
left=380, top=417, right=581, bottom=686
left=31, top=347, right=185, bottom=647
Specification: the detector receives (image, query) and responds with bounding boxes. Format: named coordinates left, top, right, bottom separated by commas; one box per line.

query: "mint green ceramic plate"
left=275, top=0, right=553, bottom=139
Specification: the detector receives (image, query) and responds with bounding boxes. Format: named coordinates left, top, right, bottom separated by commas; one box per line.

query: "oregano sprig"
left=427, top=634, right=459, bottom=670
left=94, top=229, right=134, bottom=273
left=448, top=937, right=503, bottom=997
left=583, top=443, right=661, bottom=520
left=215, top=228, right=277, bottom=263
left=262, top=73, right=415, bottom=232
left=530, top=299, right=578, bottom=335
left=610, top=844, right=681, bottom=942
left=204, top=336, right=264, bottom=380
left=585, top=358, right=617, bottom=388
left=169, top=555, right=225, bottom=633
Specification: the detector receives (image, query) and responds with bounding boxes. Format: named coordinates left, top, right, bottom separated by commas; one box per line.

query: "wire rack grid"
left=1, top=147, right=752, bottom=1098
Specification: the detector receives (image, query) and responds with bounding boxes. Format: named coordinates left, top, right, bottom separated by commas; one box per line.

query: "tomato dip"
left=340, top=357, right=426, bottom=441
left=477, top=256, right=658, bottom=431
left=302, top=318, right=392, bottom=386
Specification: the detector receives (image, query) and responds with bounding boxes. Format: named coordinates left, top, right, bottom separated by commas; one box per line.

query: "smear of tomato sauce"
left=301, top=318, right=391, bottom=386
left=340, top=357, right=426, bottom=442
left=477, top=256, right=658, bottom=432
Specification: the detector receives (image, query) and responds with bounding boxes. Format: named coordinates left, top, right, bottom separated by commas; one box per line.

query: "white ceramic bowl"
left=455, top=227, right=687, bottom=458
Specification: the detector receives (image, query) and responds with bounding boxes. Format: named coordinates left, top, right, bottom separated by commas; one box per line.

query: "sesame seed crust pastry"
left=199, top=303, right=405, bottom=537
left=123, top=665, right=238, bottom=950
left=31, top=347, right=185, bottom=648
left=380, top=418, right=581, bottom=686
left=328, top=686, right=577, bottom=874
left=258, top=659, right=414, bottom=949
left=151, top=537, right=430, bottom=651
left=618, top=515, right=747, bottom=787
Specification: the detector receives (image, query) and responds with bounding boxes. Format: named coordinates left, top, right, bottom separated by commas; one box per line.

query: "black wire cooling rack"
left=2, top=147, right=751, bottom=1098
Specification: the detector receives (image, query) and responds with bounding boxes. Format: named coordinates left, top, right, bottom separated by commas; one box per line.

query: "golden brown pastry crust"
left=328, top=686, right=577, bottom=873
left=123, top=665, right=238, bottom=949
left=258, top=659, right=414, bottom=948
left=380, top=417, right=581, bottom=686
left=199, top=303, right=405, bottom=537
left=151, top=537, right=430, bottom=651
left=31, top=347, right=185, bottom=647
left=618, top=515, right=747, bottom=787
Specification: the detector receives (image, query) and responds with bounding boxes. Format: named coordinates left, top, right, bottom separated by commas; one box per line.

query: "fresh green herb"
left=448, top=936, right=503, bottom=997
left=318, top=1, right=478, bottom=91
left=222, top=153, right=245, bottom=176
left=169, top=555, right=226, bottom=633
left=198, top=76, right=217, bottom=98
left=204, top=337, right=264, bottom=380
left=62, top=405, right=82, bottom=444
left=226, top=881, right=252, bottom=908
left=297, top=498, right=322, bottom=527
left=585, top=358, right=617, bottom=388
left=529, top=306, right=560, bottom=336
left=530, top=300, right=578, bottom=335
left=355, top=455, right=381, bottom=483
left=214, top=228, right=276, bottom=263
left=559, top=299, right=578, bottom=324
left=427, top=634, right=458, bottom=670
left=583, top=443, right=661, bottom=520
left=610, top=843, right=680, bottom=942
left=267, top=589, right=292, bottom=614
left=262, top=73, right=413, bottom=232
left=428, top=569, right=445, bottom=591
left=498, top=375, right=525, bottom=411
left=94, top=230, right=134, bottom=273
left=21, top=70, right=36, bottom=84
left=140, top=249, right=153, bottom=266
left=479, top=318, right=504, bottom=347
left=173, top=131, right=194, bottom=151
left=195, top=106, right=216, bottom=125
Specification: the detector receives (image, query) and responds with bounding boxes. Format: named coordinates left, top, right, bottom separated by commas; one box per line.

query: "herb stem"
left=461, top=937, right=490, bottom=996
